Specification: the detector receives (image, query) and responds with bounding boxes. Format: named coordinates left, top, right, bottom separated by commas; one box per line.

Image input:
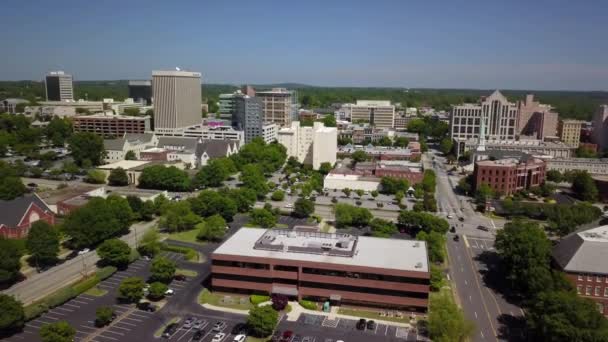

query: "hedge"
left=298, top=299, right=317, bottom=310
left=24, top=266, right=117, bottom=320
left=160, top=243, right=198, bottom=261
left=250, top=295, right=270, bottom=305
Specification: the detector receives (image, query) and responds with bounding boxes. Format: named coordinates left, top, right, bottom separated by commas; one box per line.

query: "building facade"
left=350, top=100, right=395, bottom=129
left=451, top=90, right=518, bottom=154
left=256, top=88, right=297, bottom=127
left=128, top=80, right=152, bottom=105
left=233, top=95, right=275, bottom=143
left=212, top=228, right=430, bottom=311
left=154, top=124, right=244, bottom=144
left=103, top=133, right=158, bottom=162
left=278, top=121, right=337, bottom=170
left=558, top=119, right=584, bottom=147
left=517, top=94, right=559, bottom=140
left=473, top=157, right=546, bottom=195
left=592, top=105, right=608, bottom=151
left=553, top=225, right=608, bottom=316
left=73, top=113, right=151, bottom=136
left=0, top=194, right=56, bottom=239
left=546, top=158, right=608, bottom=176
left=45, top=71, right=74, bottom=101
left=152, top=70, right=202, bottom=131
left=463, top=138, right=575, bottom=159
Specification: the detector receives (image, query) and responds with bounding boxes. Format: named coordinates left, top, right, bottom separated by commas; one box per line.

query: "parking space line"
left=79, top=325, right=97, bottom=331
left=54, top=307, right=75, bottom=312
left=78, top=295, right=96, bottom=300
left=123, top=317, right=143, bottom=322
left=64, top=303, right=80, bottom=308
left=101, top=330, right=124, bottom=336
left=128, top=312, right=150, bottom=318
left=71, top=299, right=90, bottom=304
left=95, top=334, right=119, bottom=341
left=43, top=313, right=63, bottom=320
left=115, top=321, right=137, bottom=327
left=108, top=325, right=131, bottom=332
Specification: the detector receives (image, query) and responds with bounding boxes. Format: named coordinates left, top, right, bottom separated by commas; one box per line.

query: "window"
left=588, top=275, right=593, bottom=281
left=597, top=276, right=603, bottom=282
left=577, top=285, right=582, bottom=294
left=598, top=303, right=604, bottom=314
left=595, top=286, right=601, bottom=296
left=578, top=274, right=583, bottom=281
left=605, top=287, right=608, bottom=297
left=586, top=286, right=592, bottom=295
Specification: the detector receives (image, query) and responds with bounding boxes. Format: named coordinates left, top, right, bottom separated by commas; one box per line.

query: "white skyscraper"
left=278, top=121, right=337, bottom=170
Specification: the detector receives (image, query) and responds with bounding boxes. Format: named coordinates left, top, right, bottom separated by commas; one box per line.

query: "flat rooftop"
left=214, top=228, right=429, bottom=273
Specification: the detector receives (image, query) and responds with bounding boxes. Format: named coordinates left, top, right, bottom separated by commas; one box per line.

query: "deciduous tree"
left=26, top=221, right=60, bottom=268
left=149, top=256, right=176, bottom=284
left=97, top=239, right=131, bottom=267
left=117, top=277, right=145, bottom=303
left=39, top=321, right=76, bottom=342
left=247, top=305, right=279, bottom=338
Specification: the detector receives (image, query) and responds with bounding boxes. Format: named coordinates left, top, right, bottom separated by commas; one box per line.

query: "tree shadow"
left=474, top=250, right=523, bottom=305
left=496, top=314, right=527, bottom=342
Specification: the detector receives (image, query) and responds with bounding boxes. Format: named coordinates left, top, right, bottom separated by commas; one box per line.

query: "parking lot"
left=466, top=237, right=495, bottom=251
left=277, top=314, right=426, bottom=342
left=160, top=312, right=247, bottom=342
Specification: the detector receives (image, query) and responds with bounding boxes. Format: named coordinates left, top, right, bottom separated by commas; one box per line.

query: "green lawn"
left=163, top=229, right=206, bottom=245
left=338, top=307, right=409, bottom=324
left=176, top=269, right=198, bottom=277
left=198, top=289, right=253, bottom=311
left=84, top=286, right=108, bottom=297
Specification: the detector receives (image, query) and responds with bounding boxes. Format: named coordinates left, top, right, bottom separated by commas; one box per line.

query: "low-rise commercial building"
left=352, top=161, right=424, bottom=185
left=278, top=121, right=337, bottom=170
left=546, top=158, right=608, bottom=176
left=473, top=156, right=546, bottom=195
left=323, top=173, right=381, bottom=192
left=350, top=100, right=395, bottom=129
left=0, top=98, right=28, bottom=114
left=463, top=138, right=575, bottom=159
left=73, top=113, right=151, bottom=136
left=212, top=228, right=430, bottom=311
left=154, top=124, right=244, bottom=145
left=553, top=225, right=608, bottom=316
left=57, top=187, right=168, bottom=216
left=338, top=144, right=421, bottom=161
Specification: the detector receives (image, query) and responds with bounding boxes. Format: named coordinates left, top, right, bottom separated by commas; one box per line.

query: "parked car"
left=271, top=331, right=282, bottom=342
left=233, top=335, right=247, bottom=342
left=165, top=288, right=175, bottom=296
left=136, top=300, right=157, bottom=312
left=453, top=234, right=460, bottom=242
left=162, top=323, right=179, bottom=338
left=284, top=203, right=293, bottom=208
left=182, top=317, right=195, bottom=329
left=192, top=330, right=204, bottom=341
left=212, top=333, right=226, bottom=342
left=367, top=320, right=376, bottom=330
left=477, top=225, right=490, bottom=232
left=174, top=274, right=187, bottom=281
left=458, top=217, right=465, bottom=222
left=447, top=214, right=453, bottom=219
left=450, top=226, right=456, bottom=233
left=193, top=319, right=204, bottom=330
left=212, top=321, right=227, bottom=332
left=231, top=323, right=249, bottom=335
left=77, top=248, right=90, bottom=255
left=356, top=318, right=367, bottom=330
left=280, top=330, right=293, bottom=342
left=27, top=183, right=37, bottom=188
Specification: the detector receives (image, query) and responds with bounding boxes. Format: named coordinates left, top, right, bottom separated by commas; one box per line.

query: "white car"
left=77, top=248, right=90, bottom=255
left=447, top=214, right=453, bottom=219
left=212, top=333, right=226, bottom=342
left=165, top=289, right=174, bottom=296
left=233, top=335, right=246, bottom=342
left=284, top=203, right=293, bottom=208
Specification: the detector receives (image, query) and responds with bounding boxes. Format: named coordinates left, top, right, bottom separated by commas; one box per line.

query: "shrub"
left=148, top=282, right=168, bottom=300
left=250, top=295, right=270, bottom=305
left=298, top=299, right=317, bottom=310
left=95, top=306, right=114, bottom=327
left=271, top=294, right=288, bottom=311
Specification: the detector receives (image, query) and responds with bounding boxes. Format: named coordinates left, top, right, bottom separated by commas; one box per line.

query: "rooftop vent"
left=415, top=262, right=423, bottom=269
left=413, top=242, right=420, bottom=247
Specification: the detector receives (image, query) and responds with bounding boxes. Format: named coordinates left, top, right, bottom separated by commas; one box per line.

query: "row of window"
left=577, top=285, right=608, bottom=297
left=577, top=274, right=608, bottom=283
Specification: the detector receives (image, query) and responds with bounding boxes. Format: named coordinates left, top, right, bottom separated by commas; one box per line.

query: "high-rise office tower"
left=517, top=94, right=559, bottom=140
left=558, top=119, right=584, bottom=147
left=128, top=80, right=152, bottom=105
left=45, top=71, right=74, bottom=101
left=256, top=88, right=297, bottom=127
left=592, top=104, right=608, bottom=151
left=152, top=70, right=202, bottom=131
left=350, top=100, right=395, bottom=129
left=234, top=95, right=266, bottom=143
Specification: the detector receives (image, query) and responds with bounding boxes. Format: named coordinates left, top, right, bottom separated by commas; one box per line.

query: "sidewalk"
left=202, top=301, right=412, bottom=329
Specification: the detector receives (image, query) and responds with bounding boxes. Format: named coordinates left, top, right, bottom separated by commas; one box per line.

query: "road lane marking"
left=474, top=311, right=478, bottom=318
left=463, top=234, right=470, bottom=248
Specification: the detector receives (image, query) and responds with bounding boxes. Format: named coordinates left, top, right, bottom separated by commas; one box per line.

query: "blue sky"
left=2, top=0, right=607, bottom=90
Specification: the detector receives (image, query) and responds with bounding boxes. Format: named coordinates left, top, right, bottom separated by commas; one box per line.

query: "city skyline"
left=1, top=0, right=607, bottom=90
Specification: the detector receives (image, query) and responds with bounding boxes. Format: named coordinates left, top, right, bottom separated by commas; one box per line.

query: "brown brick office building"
left=473, top=156, right=546, bottom=195
left=553, top=225, right=608, bottom=316
left=211, top=229, right=430, bottom=311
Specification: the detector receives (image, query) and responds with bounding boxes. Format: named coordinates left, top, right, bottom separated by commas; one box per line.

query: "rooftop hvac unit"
left=415, top=262, right=423, bottom=268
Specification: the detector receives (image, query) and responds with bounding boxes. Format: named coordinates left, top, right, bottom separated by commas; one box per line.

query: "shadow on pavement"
left=496, top=314, right=527, bottom=342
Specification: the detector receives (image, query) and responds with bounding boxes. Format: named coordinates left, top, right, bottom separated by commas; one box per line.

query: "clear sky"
left=2, top=0, right=607, bottom=90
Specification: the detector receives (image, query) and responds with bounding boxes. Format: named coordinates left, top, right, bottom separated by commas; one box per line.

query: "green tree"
left=429, top=265, right=444, bottom=291
left=159, top=201, right=201, bottom=232
left=117, top=277, right=145, bottom=303
left=193, top=158, right=235, bottom=188
left=188, top=190, right=237, bottom=221
left=423, top=192, right=438, bottom=212
left=334, top=203, right=372, bottom=228
left=147, top=282, right=168, bottom=300
left=428, top=292, right=475, bottom=342
left=271, top=190, right=285, bottom=201
left=0, top=294, right=25, bottom=332
left=240, top=164, right=269, bottom=199
left=108, top=167, right=129, bottom=186
left=39, top=321, right=76, bottom=342
left=97, top=239, right=131, bottom=267
left=380, top=177, right=409, bottom=195
left=474, top=183, right=493, bottom=207
left=439, top=137, right=454, bottom=155
left=26, top=221, right=60, bottom=268
left=247, top=305, right=279, bottom=338
left=150, top=256, right=176, bottom=284
left=369, top=218, right=397, bottom=237
left=322, top=114, right=337, bottom=127
left=393, top=136, right=410, bottom=148
left=293, top=198, right=314, bottom=218
left=526, top=290, right=608, bottom=341
left=351, top=150, right=368, bottom=163
left=0, top=176, right=26, bottom=200
left=546, top=169, right=563, bottom=183
left=422, top=170, right=437, bottom=193
left=0, top=239, right=24, bottom=284
left=138, top=165, right=191, bottom=191
left=398, top=211, right=449, bottom=234
left=196, top=214, right=227, bottom=242
left=575, top=145, right=598, bottom=158
left=495, top=220, right=553, bottom=297
left=124, top=150, right=136, bottom=160
left=85, top=169, right=106, bottom=184
left=95, top=306, right=115, bottom=327
left=225, top=188, right=257, bottom=213
left=45, top=117, right=72, bottom=147
left=570, top=171, right=598, bottom=202
left=342, top=188, right=351, bottom=198
left=318, top=162, right=332, bottom=175
left=123, top=107, right=141, bottom=116
left=68, top=132, right=105, bottom=166
left=371, top=190, right=379, bottom=198
left=416, top=231, right=446, bottom=263
left=250, top=208, right=277, bottom=228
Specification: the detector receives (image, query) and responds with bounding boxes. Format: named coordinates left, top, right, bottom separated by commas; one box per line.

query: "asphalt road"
left=2, top=219, right=158, bottom=305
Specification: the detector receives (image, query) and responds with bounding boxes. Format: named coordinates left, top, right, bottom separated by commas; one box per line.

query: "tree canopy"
left=159, top=201, right=201, bottom=232
left=149, top=256, right=176, bottom=284
left=334, top=203, right=372, bottom=228
left=247, top=305, right=279, bottom=338
left=293, top=198, right=314, bottom=218
left=196, top=214, right=227, bottom=242
left=428, top=292, right=475, bottom=342
left=250, top=208, right=277, bottom=228
left=117, top=277, right=145, bottom=303
left=26, top=221, right=60, bottom=268
left=398, top=211, right=449, bottom=234
left=189, top=190, right=237, bottom=221
left=97, top=238, right=132, bottom=267
left=108, top=167, right=129, bottom=186
left=0, top=294, right=25, bottom=332
left=138, top=165, right=191, bottom=191
left=39, top=321, right=76, bottom=342
left=67, top=132, right=105, bottom=166
left=570, top=171, right=598, bottom=202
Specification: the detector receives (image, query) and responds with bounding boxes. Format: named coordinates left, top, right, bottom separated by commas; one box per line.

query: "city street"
left=2, top=220, right=158, bottom=305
